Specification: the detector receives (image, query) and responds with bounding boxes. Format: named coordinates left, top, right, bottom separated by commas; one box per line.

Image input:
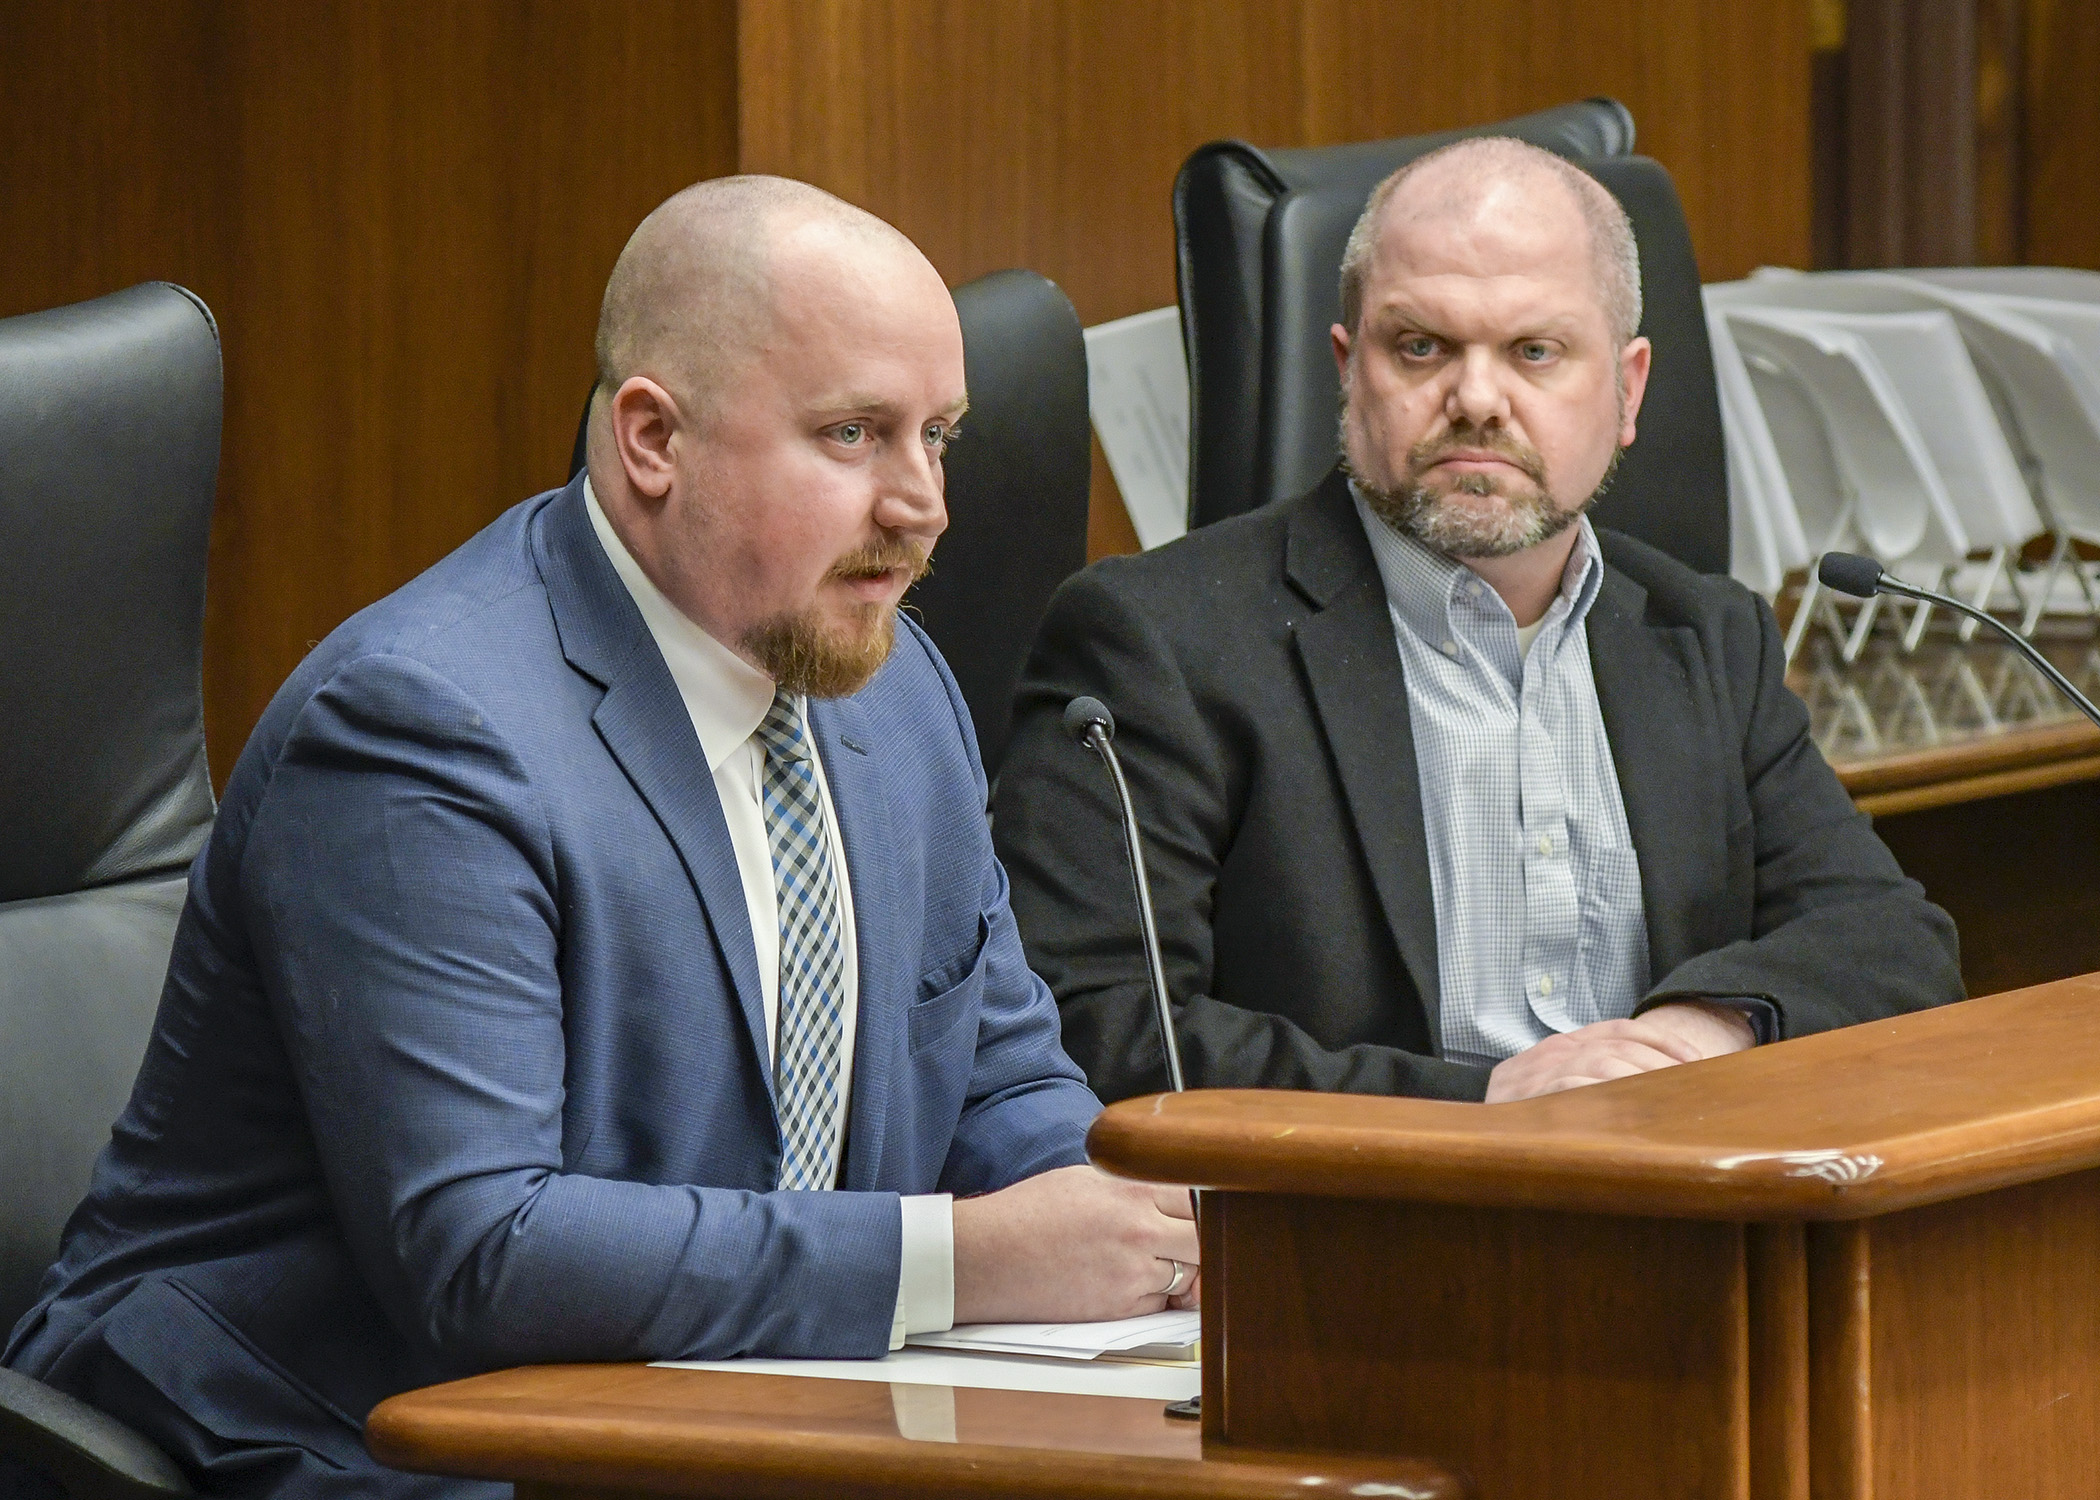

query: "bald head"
left=1338, top=138, right=1641, bottom=345
left=592, top=175, right=930, bottom=422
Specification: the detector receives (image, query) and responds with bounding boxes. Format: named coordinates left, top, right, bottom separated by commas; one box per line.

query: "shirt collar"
left=584, top=475, right=778, bottom=772
left=1348, top=478, right=1604, bottom=647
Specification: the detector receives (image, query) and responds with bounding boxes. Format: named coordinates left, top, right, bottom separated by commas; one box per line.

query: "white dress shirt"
left=585, top=479, right=953, bottom=1346
left=1351, top=486, right=1652, bottom=1065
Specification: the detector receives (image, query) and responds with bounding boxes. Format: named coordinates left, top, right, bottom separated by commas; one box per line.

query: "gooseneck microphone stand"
left=1817, top=552, right=2100, bottom=731
left=1063, top=695, right=1201, bottom=1420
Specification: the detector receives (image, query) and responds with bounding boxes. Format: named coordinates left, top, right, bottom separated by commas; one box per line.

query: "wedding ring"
left=1158, top=1258, right=1192, bottom=1297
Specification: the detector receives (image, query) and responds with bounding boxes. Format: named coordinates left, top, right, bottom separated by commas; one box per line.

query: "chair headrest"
left=0, top=283, right=220, bottom=901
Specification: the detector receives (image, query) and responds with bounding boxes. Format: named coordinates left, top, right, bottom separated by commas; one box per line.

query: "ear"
left=1331, top=323, right=1353, bottom=383
left=608, top=376, right=686, bottom=501
left=1616, top=336, right=1653, bottom=447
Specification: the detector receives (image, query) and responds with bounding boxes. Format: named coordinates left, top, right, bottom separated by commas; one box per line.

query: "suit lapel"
left=1286, top=473, right=1446, bottom=1048
left=1585, top=561, right=1728, bottom=981
left=533, top=482, right=775, bottom=1104
left=807, top=693, right=902, bottom=1192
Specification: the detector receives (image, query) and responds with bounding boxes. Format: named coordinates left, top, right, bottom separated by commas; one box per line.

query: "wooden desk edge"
left=1087, top=978, right=2100, bottom=1221
left=365, top=1380, right=1472, bottom=1500
left=1835, top=716, right=2100, bottom=809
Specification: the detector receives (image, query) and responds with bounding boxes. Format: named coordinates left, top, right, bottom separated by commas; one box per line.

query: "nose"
left=873, top=434, right=950, bottom=541
left=1445, top=344, right=1512, bottom=431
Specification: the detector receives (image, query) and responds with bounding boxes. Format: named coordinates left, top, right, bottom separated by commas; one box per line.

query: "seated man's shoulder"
left=1051, top=491, right=1305, bottom=637
left=1593, top=525, right=1768, bottom=640
left=244, top=494, right=577, bottom=770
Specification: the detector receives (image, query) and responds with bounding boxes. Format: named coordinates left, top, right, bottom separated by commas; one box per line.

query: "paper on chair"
left=907, top=1308, right=1199, bottom=1363
left=652, top=1346, right=1199, bottom=1401
left=1084, top=306, right=1190, bottom=551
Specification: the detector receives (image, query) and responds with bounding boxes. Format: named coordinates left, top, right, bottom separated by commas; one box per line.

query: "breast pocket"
left=909, top=925, right=990, bottom=1058
left=1577, top=841, right=1651, bottom=1021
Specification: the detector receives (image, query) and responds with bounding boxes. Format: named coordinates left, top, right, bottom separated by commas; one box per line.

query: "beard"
left=740, top=535, right=932, bottom=699
left=1344, top=400, right=1623, bottom=560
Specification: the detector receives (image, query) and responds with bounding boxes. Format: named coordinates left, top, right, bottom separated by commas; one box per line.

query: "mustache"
left=829, top=536, right=933, bottom=585
left=1406, top=425, right=1547, bottom=486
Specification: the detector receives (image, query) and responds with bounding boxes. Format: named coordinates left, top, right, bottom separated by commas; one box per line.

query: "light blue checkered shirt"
left=1351, top=487, right=1650, bottom=1065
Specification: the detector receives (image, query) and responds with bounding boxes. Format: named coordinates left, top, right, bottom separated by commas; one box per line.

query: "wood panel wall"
left=739, top=0, right=1813, bottom=557
left=0, top=1, right=738, bottom=774
left=5, top=0, right=1810, bottom=770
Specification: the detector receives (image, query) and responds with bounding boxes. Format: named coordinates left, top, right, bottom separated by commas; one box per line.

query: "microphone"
left=1062, top=696, right=1186, bottom=1093
left=1816, top=552, right=2100, bottom=731
left=1064, top=695, right=1202, bottom=1423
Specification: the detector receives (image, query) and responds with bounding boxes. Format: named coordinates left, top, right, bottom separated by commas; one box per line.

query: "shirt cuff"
left=889, top=1193, right=955, bottom=1350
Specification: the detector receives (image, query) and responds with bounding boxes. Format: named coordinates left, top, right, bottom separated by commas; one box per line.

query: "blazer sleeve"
left=240, top=652, right=906, bottom=1369
left=996, top=565, right=1493, bottom=1104
left=1638, top=590, right=1966, bottom=1032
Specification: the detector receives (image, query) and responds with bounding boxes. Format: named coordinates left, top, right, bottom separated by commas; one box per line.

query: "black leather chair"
left=1173, top=98, right=1731, bottom=576
left=0, top=283, right=220, bottom=1498
left=569, top=267, right=1091, bottom=780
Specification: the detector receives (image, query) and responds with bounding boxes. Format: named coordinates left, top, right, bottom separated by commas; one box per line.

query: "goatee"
left=741, top=536, right=932, bottom=698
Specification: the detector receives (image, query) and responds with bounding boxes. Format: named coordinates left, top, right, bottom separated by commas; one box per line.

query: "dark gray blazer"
left=993, top=468, right=1964, bottom=1103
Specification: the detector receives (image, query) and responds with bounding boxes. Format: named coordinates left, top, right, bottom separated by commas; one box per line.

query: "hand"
left=1635, top=1000, right=1757, bottom=1060
left=952, top=1164, right=1199, bottom=1324
left=1485, top=1015, right=1705, bottom=1103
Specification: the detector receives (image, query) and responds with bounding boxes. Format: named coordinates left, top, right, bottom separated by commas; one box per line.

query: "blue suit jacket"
left=7, top=478, right=1099, bottom=1492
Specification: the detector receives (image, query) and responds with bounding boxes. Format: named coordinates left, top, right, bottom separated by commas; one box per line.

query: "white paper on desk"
left=651, top=1346, right=1198, bottom=1401
left=1084, top=306, right=1191, bottom=551
left=908, top=1309, right=1199, bottom=1362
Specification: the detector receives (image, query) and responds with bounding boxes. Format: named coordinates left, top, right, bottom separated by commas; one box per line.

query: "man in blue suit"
left=6, top=176, right=1196, bottom=1497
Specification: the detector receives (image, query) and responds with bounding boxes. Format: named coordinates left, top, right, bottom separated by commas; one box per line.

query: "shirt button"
left=1440, top=639, right=1459, bottom=657
left=1537, top=835, right=1552, bottom=856
left=1537, top=974, right=1554, bottom=997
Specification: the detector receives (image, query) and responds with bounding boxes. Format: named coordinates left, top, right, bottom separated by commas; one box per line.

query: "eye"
left=1517, top=341, right=1555, bottom=363
left=923, top=421, right=953, bottom=451
left=836, top=422, right=868, bottom=445
left=1398, top=335, right=1439, bottom=360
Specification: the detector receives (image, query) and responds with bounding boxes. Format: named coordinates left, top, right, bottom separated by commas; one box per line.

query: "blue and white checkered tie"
left=755, top=689, right=849, bottom=1191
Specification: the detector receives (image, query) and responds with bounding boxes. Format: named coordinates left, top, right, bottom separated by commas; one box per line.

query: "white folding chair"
left=1724, top=307, right=1975, bottom=661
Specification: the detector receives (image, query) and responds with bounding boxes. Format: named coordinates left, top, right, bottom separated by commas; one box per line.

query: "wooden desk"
left=1091, top=973, right=2100, bottom=1499
left=1795, top=633, right=2100, bottom=994
left=366, top=1363, right=1470, bottom=1499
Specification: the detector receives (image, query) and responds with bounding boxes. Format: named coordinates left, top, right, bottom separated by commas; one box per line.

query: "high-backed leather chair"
left=569, top=267, right=1091, bottom=780
left=0, top=283, right=220, bottom=1498
left=1173, top=99, right=1731, bottom=576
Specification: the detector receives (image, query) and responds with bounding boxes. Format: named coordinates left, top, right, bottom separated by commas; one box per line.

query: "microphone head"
left=1818, top=552, right=1887, bottom=600
left=1062, top=696, right=1115, bottom=744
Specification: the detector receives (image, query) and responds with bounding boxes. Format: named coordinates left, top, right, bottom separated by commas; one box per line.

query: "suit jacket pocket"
left=909, top=934, right=989, bottom=1058
left=97, top=1275, right=368, bottom=1472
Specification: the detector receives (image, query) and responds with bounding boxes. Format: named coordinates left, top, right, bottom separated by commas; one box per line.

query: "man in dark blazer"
left=7, top=178, right=1195, bottom=1497
left=995, top=139, right=1962, bottom=1107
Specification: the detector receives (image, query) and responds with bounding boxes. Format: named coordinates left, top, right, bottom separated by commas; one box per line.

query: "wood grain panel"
left=1209, top=1192, right=1748, bottom=1497
left=739, top=0, right=1810, bottom=557
left=1807, top=1219, right=1873, bottom=1500
left=1747, top=1222, right=1810, bottom=1500
left=1864, top=1170, right=2100, bottom=1498
left=2024, top=0, right=2100, bottom=270
left=1875, top=780, right=2100, bottom=997
left=0, top=1, right=737, bottom=775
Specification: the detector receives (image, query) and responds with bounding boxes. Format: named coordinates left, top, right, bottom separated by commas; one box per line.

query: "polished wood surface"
left=1090, top=973, right=2100, bottom=1219
left=1746, top=1223, right=1811, bottom=1500
left=1834, top=718, right=2100, bottom=815
left=1205, top=1192, right=1750, bottom=1496
left=2025, top=0, right=2100, bottom=271
left=364, top=1363, right=1469, bottom=1499
left=0, top=1, right=740, bottom=777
